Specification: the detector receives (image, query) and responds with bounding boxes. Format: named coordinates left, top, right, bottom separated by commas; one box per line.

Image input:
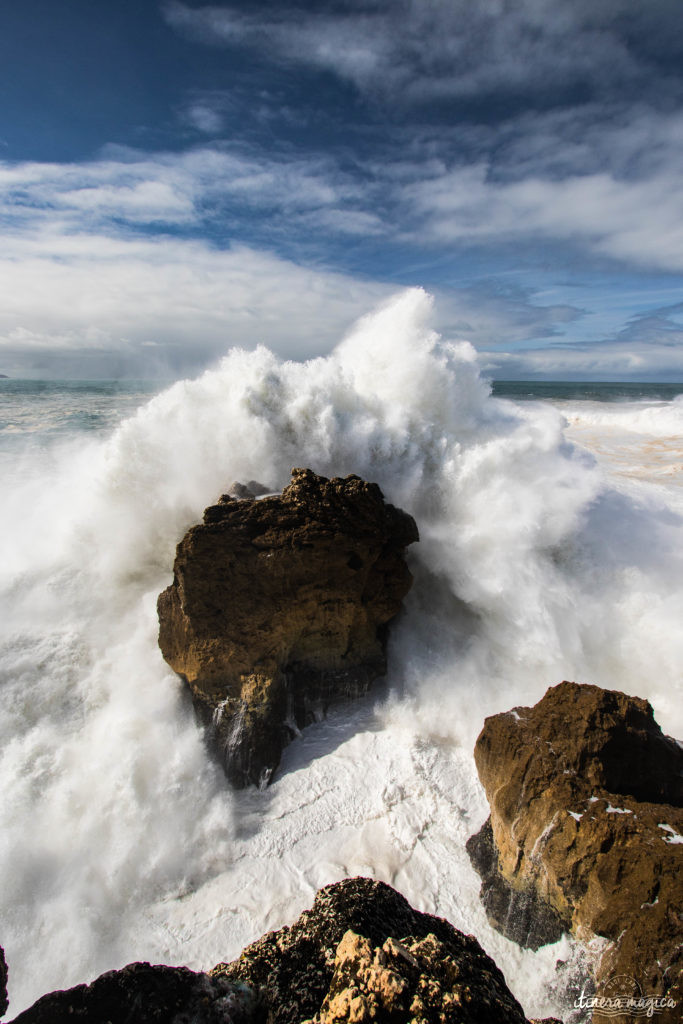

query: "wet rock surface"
left=158, top=468, right=418, bottom=786
left=469, top=681, right=683, bottom=1020
left=466, top=819, right=567, bottom=951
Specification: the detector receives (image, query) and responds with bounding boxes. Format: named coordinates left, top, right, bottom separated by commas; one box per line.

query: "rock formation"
left=5, top=962, right=255, bottom=1024
left=211, top=877, right=530, bottom=1023
left=469, top=681, right=682, bottom=1020
left=158, top=468, right=418, bottom=787
left=4, top=879, right=564, bottom=1024
left=1, top=945, right=7, bottom=1019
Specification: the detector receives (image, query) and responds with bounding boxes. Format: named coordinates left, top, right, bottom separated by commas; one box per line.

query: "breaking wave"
left=1, top=289, right=681, bottom=1018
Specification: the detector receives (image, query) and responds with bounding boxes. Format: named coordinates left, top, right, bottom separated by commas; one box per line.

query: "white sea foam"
left=556, top=396, right=683, bottom=500
left=1, top=288, right=682, bottom=1019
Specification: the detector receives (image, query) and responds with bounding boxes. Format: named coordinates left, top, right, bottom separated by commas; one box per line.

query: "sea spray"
left=1, top=288, right=682, bottom=1018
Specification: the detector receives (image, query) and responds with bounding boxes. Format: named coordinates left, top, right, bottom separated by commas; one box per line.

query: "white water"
left=1, top=289, right=682, bottom=1020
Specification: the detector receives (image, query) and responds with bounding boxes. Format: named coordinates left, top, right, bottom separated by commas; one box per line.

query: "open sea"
left=1, top=291, right=682, bottom=1020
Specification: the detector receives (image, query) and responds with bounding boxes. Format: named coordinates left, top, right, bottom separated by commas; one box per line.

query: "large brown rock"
left=469, top=681, right=683, bottom=1022
left=158, top=468, right=418, bottom=786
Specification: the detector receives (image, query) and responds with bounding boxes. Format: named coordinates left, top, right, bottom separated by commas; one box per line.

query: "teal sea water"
left=0, top=378, right=163, bottom=444
left=492, top=379, right=683, bottom=402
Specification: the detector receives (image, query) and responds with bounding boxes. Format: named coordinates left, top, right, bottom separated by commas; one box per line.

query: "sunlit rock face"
left=469, top=681, right=683, bottom=1019
left=211, top=877, right=535, bottom=1024
left=158, top=468, right=418, bottom=786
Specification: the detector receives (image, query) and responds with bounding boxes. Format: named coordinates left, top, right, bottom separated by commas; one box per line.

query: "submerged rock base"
left=158, top=468, right=418, bottom=786
left=469, top=681, right=683, bottom=1021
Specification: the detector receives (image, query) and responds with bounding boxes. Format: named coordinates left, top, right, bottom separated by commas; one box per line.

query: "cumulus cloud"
left=0, top=146, right=592, bottom=378
left=0, top=231, right=396, bottom=377
left=0, top=147, right=399, bottom=376
left=401, top=160, right=683, bottom=273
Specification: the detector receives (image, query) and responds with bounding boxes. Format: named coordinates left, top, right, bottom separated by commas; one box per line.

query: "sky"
left=1, top=0, right=683, bottom=380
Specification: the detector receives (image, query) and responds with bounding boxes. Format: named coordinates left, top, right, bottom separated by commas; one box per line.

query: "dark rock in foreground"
left=4, top=879, right=558, bottom=1024
left=5, top=962, right=255, bottom=1024
left=469, top=681, right=683, bottom=1020
left=1, top=946, right=7, bottom=1019
left=158, top=468, right=418, bottom=786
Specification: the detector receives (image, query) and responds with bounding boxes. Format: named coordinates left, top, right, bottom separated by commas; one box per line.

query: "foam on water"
left=1, top=289, right=682, bottom=1019
left=556, top=397, right=683, bottom=501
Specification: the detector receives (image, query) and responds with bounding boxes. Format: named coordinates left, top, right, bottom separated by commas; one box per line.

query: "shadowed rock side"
left=4, top=880, right=563, bottom=1024
left=469, top=681, right=683, bottom=1022
left=1, top=946, right=7, bottom=1019
left=5, top=963, right=256, bottom=1024
left=158, top=469, right=418, bottom=787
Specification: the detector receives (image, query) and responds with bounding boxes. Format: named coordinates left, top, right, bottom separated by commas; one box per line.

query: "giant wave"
left=1, top=289, right=681, bottom=1019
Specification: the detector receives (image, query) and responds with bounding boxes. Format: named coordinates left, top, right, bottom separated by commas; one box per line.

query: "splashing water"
left=1, top=289, right=681, bottom=1018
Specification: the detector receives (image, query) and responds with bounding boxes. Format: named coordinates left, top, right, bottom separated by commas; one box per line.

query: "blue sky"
left=1, top=0, right=683, bottom=379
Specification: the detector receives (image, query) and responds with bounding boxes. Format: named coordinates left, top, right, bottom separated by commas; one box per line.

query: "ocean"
left=1, top=290, right=682, bottom=1020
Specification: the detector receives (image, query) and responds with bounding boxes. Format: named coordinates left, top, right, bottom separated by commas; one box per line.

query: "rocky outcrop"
left=6, top=963, right=256, bottom=1024
left=469, top=681, right=683, bottom=1019
left=158, top=468, right=418, bottom=786
left=211, top=877, right=532, bottom=1023
left=1, top=945, right=7, bottom=1019
left=4, top=879, right=561, bottom=1024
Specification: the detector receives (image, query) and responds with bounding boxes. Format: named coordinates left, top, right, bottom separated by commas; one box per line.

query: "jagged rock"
left=211, top=877, right=531, bottom=1024
left=3, top=880, right=557, bottom=1024
left=5, top=963, right=257, bottom=1024
left=469, top=681, right=683, bottom=1020
left=1, top=945, right=8, bottom=1018
left=158, top=468, right=418, bottom=786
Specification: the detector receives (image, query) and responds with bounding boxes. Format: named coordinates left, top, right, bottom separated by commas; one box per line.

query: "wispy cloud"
left=482, top=301, right=683, bottom=379
left=0, top=145, right=592, bottom=377
left=0, top=146, right=374, bottom=242
left=485, top=339, right=683, bottom=380
left=183, top=103, right=225, bottom=135
left=163, top=0, right=683, bottom=110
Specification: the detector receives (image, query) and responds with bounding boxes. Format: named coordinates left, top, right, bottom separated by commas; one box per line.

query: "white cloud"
left=483, top=340, right=683, bottom=379
left=184, top=103, right=225, bottom=134
left=0, top=147, right=349, bottom=219
left=0, top=223, right=399, bottom=377
left=1, top=125, right=682, bottom=379
left=403, top=161, right=683, bottom=273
